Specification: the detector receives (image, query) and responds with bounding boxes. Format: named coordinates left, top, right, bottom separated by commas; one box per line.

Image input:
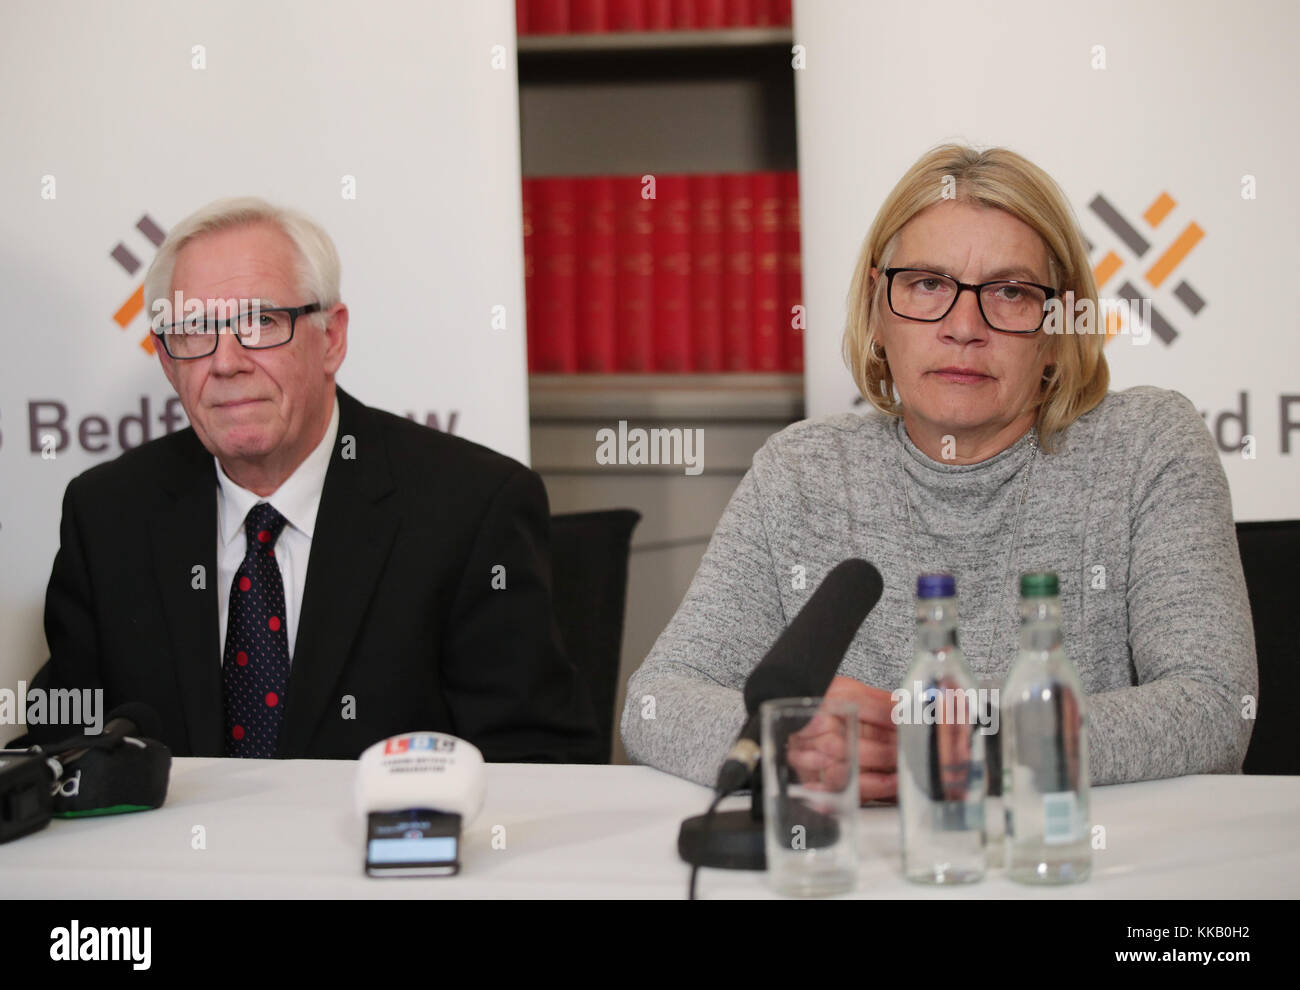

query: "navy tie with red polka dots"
left=222, top=502, right=290, bottom=758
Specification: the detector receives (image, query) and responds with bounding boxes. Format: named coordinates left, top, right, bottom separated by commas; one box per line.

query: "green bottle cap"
left=1019, top=571, right=1060, bottom=597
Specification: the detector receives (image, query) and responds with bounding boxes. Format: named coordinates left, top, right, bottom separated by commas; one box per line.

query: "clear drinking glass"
left=761, top=697, right=859, bottom=897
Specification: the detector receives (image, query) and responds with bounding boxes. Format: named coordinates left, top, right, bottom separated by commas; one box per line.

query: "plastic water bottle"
left=1002, top=571, right=1091, bottom=884
left=897, top=573, right=987, bottom=884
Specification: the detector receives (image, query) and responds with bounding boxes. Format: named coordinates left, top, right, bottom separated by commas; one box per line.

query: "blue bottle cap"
left=916, top=573, right=956, bottom=599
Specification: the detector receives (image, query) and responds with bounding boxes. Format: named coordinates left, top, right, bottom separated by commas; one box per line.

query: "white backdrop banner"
left=0, top=0, right=528, bottom=698
left=793, top=0, right=1299, bottom=521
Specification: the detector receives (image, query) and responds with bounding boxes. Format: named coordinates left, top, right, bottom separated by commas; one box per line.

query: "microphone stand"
left=678, top=762, right=770, bottom=872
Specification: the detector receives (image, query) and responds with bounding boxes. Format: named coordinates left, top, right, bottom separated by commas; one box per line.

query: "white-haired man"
left=16, top=198, right=600, bottom=762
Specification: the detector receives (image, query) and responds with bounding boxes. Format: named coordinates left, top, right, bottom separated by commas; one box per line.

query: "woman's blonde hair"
left=842, top=144, right=1108, bottom=453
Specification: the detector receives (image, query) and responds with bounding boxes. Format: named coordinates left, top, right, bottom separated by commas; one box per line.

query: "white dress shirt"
left=215, top=397, right=340, bottom=664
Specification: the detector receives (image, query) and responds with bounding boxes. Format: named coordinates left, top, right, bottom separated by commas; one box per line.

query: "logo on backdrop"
left=15, top=213, right=185, bottom=458
left=1084, top=191, right=1205, bottom=346
left=109, top=213, right=168, bottom=355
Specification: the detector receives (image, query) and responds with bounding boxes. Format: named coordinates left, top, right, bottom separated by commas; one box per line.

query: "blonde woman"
left=622, top=144, right=1256, bottom=800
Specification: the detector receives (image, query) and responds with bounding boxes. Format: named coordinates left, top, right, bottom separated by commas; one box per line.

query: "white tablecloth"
left=2, top=759, right=1296, bottom=898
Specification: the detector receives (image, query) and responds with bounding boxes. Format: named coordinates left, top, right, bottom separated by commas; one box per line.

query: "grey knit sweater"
left=620, top=386, right=1258, bottom=787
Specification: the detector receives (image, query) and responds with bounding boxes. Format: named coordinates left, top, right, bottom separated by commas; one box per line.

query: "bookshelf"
left=530, top=372, right=802, bottom=420
left=517, top=26, right=793, bottom=53
left=518, top=19, right=805, bottom=763
left=519, top=29, right=796, bottom=178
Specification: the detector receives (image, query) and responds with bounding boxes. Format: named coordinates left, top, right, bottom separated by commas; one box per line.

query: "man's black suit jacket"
left=15, top=387, right=601, bottom=762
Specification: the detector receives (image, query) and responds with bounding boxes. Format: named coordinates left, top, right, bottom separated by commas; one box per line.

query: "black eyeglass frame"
left=152, top=302, right=324, bottom=359
left=883, top=268, right=1058, bottom=334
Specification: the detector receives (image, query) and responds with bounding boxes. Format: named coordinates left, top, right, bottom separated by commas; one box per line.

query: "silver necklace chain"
left=896, top=424, right=1040, bottom=673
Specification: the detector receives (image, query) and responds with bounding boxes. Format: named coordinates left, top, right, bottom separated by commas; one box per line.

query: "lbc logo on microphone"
left=384, top=733, right=455, bottom=756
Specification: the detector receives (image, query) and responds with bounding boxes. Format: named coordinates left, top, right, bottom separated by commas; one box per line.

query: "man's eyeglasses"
left=152, top=303, right=323, bottom=359
left=884, top=268, right=1058, bottom=334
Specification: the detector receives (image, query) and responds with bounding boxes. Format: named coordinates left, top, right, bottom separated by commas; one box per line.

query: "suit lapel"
left=149, top=433, right=223, bottom=756
left=281, top=388, right=398, bottom=756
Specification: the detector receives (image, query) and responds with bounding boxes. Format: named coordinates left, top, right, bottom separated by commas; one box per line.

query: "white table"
left=2, top=759, right=1296, bottom=898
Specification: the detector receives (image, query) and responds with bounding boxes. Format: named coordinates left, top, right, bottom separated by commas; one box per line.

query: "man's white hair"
left=143, top=196, right=341, bottom=325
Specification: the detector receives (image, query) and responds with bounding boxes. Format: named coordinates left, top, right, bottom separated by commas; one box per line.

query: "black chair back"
left=550, top=509, right=640, bottom=764
left=1237, top=520, right=1300, bottom=774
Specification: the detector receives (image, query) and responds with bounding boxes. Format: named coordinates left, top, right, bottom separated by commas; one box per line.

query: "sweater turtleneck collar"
left=893, top=415, right=1039, bottom=496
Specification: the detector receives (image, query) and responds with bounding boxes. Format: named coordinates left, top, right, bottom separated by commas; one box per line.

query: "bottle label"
left=1042, top=791, right=1085, bottom=845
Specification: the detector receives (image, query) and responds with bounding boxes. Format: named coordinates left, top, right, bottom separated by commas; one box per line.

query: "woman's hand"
left=785, top=675, right=899, bottom=803
left=825, top=675, right=899, bottom=802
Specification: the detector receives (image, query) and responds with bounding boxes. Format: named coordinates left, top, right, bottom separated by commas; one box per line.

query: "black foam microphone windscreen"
left=742, top=557, right=884, bottom=714
left=712, top=559, right=884, bottom=795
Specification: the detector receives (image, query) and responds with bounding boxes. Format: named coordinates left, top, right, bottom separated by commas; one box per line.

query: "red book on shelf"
left=780, top=169, right=804, bottom=372
left=690, top=173, right=724, bottom=372
left=609, top=0, right=647, bottom=30
left=516, top=0, right=530, bottom=34
left=653, top=175, right=692, bottom=372
left=754, top=0, right=777, bottom=26
left=577, top=177, right=618, bottom=372
left=616, top=175, right=655, bottom=371
left=725, top=0, right=755, bottom=26
left=671, top=0, right=697, bottom=28
left=522, top=178, right=537, bottom=371
left=571, top=0, right=609, bottom=32
left=535, top=178, right=578, bottom=372
left=722, top=173, right=754, bottom=371
left=645, top=0, right=672, bottom=29
left=751, top=171, right=783, bottom=371
left=529, top=0, right=569, bottom=33
left=772, top=0, right=792, bottom=26
left=696, top=0, right=725, bottom=26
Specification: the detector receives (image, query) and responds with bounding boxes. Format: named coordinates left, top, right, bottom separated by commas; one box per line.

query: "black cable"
left=688, top=788, right=730, bottom=901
